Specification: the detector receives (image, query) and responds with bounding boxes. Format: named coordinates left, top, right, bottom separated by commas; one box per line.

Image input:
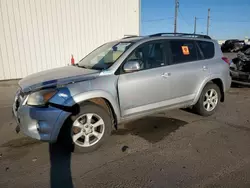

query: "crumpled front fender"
left=63, top=90, right=121, bottom=122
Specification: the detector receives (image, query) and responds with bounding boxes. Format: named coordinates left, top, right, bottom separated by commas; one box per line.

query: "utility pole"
left=207, top=8, right=210, bottom=35
left=194, top=17, right=197, bottom=34
left=174, top=0, right=179, bottom=33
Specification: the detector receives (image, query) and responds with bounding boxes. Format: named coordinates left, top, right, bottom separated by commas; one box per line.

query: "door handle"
left=203, top=66, right=208, bottom=71
left=162, top=72, right=171, bottom=78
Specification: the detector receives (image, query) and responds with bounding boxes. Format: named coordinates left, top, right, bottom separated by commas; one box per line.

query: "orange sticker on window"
left=181, top=46, right=190, bottom=55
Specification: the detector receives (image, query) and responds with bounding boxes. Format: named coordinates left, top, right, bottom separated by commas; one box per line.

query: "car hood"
left=19, top=66, right=100, bottom=93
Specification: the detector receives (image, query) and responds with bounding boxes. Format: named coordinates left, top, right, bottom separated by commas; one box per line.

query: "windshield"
left=78, top=42, right=133, bottom=70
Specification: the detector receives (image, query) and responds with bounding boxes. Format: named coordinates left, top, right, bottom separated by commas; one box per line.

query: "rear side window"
left=197, top=41, right=215, bottom=59
left=170, top=40, right=198, bottom=64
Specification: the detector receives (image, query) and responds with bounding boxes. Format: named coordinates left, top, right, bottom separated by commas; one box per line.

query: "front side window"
left=78, top=42, right=133, bottom=70
left=126, top=42, right=165, bottom=70
left=170, top=40, right=198, bottom=64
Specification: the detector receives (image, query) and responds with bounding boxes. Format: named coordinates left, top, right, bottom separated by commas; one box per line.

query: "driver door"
left=117, top=40, right=172, bottom=117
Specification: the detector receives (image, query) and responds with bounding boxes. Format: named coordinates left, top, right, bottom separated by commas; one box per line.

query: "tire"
left=193, top=83, right=221, bottom=116
left=58, top=102, right=112, bottom=153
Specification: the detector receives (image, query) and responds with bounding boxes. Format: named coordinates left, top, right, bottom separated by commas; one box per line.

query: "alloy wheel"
left=203, top=88, right=218, bottom=112
left=72, top=113, right=105, bottom=147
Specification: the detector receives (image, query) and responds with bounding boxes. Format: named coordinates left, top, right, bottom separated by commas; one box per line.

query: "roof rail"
left=123, top=35, right=139, bottom=39
left=149, top=33, right=212, bottom=39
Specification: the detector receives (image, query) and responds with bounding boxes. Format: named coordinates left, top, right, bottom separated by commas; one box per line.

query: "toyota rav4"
left=13, top=33, right=231, bottom=153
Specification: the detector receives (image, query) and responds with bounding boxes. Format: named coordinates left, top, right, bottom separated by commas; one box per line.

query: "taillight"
left=222, top=57, right=230, bottom=65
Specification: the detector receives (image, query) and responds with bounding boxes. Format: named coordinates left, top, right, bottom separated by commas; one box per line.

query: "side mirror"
left=123, top=60, right=141, bottom=73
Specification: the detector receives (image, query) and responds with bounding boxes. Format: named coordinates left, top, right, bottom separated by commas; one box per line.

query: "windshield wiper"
left=76, top=64, right=89, bottom=69
left=75, top=63, right=104, bottom=70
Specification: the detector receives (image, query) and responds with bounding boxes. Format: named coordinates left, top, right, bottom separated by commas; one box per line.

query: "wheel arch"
left=211, top=78, right=224, bottom=102
left=64, top=90, right=120, bottom=129
left=193, top=76, right=225, bottom=105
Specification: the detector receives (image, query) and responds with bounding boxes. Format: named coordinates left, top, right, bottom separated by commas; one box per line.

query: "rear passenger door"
left=165, top=39, right=210, bottom=103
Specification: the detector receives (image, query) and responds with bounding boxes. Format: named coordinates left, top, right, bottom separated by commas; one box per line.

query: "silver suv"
left=13, top=33, right=231, bottom=153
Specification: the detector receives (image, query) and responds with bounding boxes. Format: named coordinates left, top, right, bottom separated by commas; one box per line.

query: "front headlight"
left=26, top=89, right=57, bottom=106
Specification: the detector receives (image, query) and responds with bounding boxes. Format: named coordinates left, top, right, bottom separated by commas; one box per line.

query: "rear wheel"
left=59, top=102, right=112, bottom=153
left=193, top=83, right=221, bottom=116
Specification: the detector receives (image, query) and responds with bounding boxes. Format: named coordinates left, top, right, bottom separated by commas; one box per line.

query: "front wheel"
left=59, top=102, right=112, bottom=153
left=193, top=83, right=221, bottom=116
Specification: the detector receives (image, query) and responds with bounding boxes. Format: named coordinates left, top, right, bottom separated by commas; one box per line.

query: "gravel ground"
left=0, top=74, right=250, bottom=188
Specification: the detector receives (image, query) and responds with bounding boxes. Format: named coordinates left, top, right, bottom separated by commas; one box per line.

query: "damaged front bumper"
left=230, top=69, right=250, bottom=86
left=12, top=102, right=71, bottom=143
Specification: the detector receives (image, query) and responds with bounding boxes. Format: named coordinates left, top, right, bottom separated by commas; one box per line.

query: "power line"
left=178, top=9, right=193, bottom=29
left=142, top=17, right=173, bottom=22
left=211, top=19, right=250, bottom=23
left=177, top=1, right=193, bottom=28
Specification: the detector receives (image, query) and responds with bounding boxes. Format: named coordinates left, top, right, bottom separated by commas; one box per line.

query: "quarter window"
left=197, top=41, right=215, bottom=59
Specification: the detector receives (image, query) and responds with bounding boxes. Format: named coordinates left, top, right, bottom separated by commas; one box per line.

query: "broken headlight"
left=26, top=89, right=57, bottom=106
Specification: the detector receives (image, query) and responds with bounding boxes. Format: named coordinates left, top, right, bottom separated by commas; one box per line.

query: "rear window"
left=196, top=41, right=215, bottom=59
left=170, top=40, right=199, bottom=64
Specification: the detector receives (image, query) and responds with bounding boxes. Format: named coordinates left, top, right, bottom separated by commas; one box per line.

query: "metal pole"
left=207, top=8, right=210, bottom=35
left=194, top=17, right=197, bottom=34
left=174, top=0, right=179, bottom=33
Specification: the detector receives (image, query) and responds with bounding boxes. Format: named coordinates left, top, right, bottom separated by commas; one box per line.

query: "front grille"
left=14, top=88, right=23, bottom=111
left=19, top=90, right=25, bottom=98
left=238, top=72, right=250, bottom=81
left=234, top=78, right=250, bottom=83
left=240, top=75, right=249, bottom=81
left=15, top=99, right=20, bottom=111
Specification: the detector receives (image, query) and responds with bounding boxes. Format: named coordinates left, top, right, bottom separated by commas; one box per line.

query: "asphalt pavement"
left=0, top=81, right=250, bottom=187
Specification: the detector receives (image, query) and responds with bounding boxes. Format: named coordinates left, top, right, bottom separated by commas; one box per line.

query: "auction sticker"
left=181, top=46, right=190, bottom=55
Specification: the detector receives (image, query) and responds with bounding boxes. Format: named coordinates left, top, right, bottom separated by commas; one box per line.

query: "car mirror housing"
left=123, top=60, right=141, bottom=73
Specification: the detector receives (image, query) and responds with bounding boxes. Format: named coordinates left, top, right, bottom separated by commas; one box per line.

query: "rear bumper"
left=13, top=104, right=71, bottom=142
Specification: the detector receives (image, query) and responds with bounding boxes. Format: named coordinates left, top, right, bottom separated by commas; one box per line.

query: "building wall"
left=0, top=0, right=140, bottom=80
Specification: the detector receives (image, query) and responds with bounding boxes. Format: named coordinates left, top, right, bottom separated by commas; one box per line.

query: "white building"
left=0, top=0, right=140, bottom=80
